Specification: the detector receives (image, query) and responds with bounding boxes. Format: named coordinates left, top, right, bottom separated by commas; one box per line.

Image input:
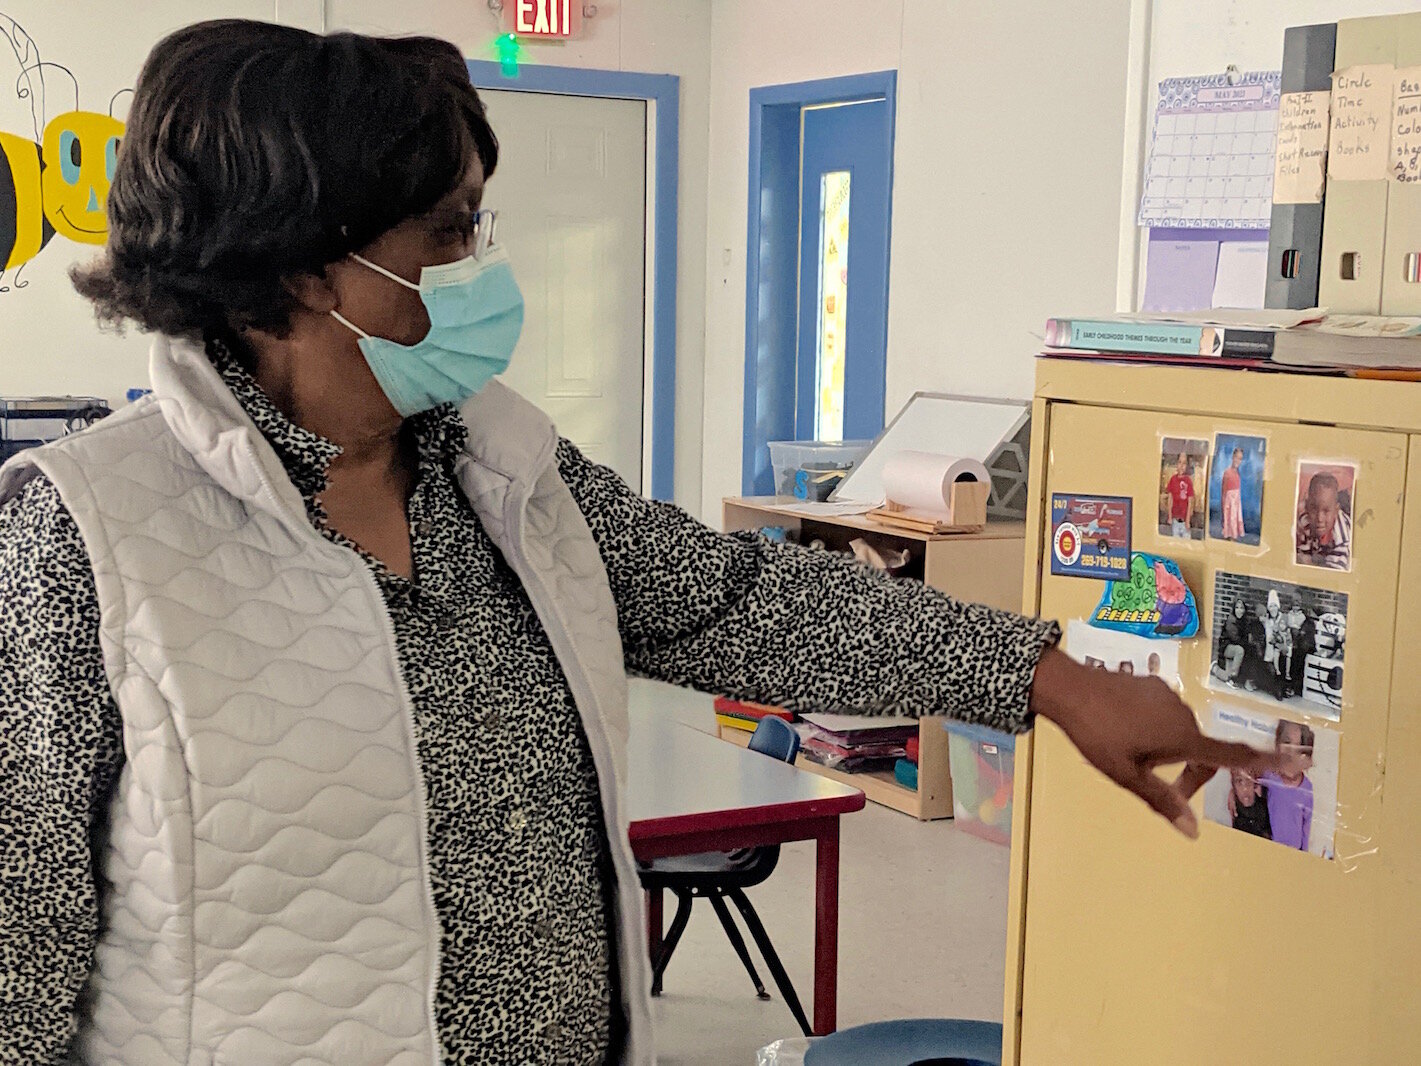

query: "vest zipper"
left=243, top=440, right=444, bottom=1064
left=362, top=571, right=445, bottom=1066
left=498, top=486, right=655, bottom=1066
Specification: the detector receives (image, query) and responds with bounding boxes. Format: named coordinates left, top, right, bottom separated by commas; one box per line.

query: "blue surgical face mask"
left=331, top=244, right=524, bottom=417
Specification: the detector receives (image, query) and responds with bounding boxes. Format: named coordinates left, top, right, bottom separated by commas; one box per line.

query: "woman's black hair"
left=72, top=19, right=498, bottom=338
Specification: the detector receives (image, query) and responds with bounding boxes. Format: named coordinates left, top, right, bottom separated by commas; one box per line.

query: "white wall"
left=0, top=0, right=711, bottom=510
left=0, top=1, right=274, bottom=406
left=699, top=0, right=1135, bottom=519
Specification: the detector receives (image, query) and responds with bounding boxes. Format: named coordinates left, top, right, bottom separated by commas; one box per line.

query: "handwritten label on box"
left=1329, top=64, right=1393, bottom=181
left=1392, top=67, right=1421, bottom=183
left=1273, top=90, right=1331, bottom=203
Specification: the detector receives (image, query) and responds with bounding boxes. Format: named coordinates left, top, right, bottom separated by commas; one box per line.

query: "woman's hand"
left=1028, top=648, right=1285, bottom=837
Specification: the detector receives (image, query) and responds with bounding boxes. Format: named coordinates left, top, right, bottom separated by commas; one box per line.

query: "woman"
left=1214, top=598, right=1248, bottom=684
left=0, top=20, right=1277, bottom=1066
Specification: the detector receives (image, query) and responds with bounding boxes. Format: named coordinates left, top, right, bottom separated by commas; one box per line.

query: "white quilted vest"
left=0, top=337, right=654, bottom=1064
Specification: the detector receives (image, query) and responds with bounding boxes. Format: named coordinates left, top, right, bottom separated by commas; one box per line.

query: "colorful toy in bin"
left=768, top=440, right=870, bottom=500
left=944, top=720, right=1016, bottom=846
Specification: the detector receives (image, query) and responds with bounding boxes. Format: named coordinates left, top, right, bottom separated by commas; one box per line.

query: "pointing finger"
left=1187, top=736, right=1286, bottom=776
left=1174, top=761, right=1217, bottom=801
left=1132, top=768, right=1199, bottom=839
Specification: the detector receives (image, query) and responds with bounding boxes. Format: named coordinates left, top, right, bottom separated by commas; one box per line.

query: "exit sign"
left=504, top=0, right=581, bottom=39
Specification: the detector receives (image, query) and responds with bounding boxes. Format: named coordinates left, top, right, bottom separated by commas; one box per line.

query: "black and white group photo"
left=1208, top=572, right=1347, bottom=720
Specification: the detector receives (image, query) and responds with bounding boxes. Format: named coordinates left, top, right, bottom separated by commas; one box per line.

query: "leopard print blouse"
left=0, top=341, right=1057, bottom=1064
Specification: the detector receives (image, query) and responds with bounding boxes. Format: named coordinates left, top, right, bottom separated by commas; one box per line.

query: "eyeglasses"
left=472, top=209, right=499, bottom=260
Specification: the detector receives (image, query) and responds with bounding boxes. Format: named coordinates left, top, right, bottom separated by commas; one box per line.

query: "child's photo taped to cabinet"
left=1209, top=433, right=1266, bottom=547
left=1158, top=436, right=1208, bottom=542
left=1203, top=706, right=1339, bottom=861
left=1295, top=461, right=1356, bottom=573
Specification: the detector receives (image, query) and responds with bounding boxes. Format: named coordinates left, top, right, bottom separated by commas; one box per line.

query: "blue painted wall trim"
left=742, top=70, right=897, bottom=496
left=466, top=60, right=679, bottom=501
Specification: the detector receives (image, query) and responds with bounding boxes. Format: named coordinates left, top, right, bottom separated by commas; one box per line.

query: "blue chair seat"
left=804, top=1018, right=1003, bottom=1066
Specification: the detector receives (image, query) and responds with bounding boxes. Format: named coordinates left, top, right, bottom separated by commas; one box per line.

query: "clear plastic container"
left=944, top=720, right=1017, bottom=847
left=767, top=440, right=870, bottom=500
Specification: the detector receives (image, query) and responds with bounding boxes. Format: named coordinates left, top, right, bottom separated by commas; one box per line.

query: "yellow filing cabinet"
left=1005, top=360, right=1421, bottom=1066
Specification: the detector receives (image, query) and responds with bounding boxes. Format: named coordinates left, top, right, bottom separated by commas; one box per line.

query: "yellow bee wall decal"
left=1, top=14, right=128, bottom=285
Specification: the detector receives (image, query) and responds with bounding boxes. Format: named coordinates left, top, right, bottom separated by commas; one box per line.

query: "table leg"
left=813, top=816, right=841, bottom=1035
left=647, top=886, right=664, bottom=965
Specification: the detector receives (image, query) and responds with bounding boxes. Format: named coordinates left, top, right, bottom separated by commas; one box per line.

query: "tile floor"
left=649, top=799, right=1011, bottom=1064
left=627, top=679, right=1011, bottom=1065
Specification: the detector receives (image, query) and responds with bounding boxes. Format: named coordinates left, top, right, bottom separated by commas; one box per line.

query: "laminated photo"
left=1158, top=437, right=1208, bottom=541
left=1203, top=705, right=1339, bottom=861
left=1207, top=571, right=1346, bottom=721
left=1065, top=620, right=1181, bottom=687
left=1294, top=461, right=1356, bottom=572
left=1208, top=433, right=1266, bottom=547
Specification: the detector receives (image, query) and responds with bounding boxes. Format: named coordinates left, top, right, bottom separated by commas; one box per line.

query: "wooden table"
left=625, top=705, right=866, bottom=1034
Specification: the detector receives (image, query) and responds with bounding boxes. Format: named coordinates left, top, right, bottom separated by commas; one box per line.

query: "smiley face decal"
left=1, top=14, right=129, bottom=275
left=40, top=110, right=123, bottom=244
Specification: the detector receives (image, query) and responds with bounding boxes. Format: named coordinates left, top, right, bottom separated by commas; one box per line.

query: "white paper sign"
left=1329, top=65, right=1393, bottom=181
left=1392, top=66, right=1421, bottom=184
left=1273, top=90, right=1331, bottom=203
left=1211, top=242, right=1270, bottom=310
left=1064, top=620, right=1182, bottom=689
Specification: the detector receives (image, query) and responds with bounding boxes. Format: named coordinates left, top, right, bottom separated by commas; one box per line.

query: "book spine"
left=1045, top=319, right=1214, bottom=356
left=1218, top=328, right=1276, bottom=357
left=715, top=714, right=757, bottom=732
left=712, top=697, right=793, bottom=720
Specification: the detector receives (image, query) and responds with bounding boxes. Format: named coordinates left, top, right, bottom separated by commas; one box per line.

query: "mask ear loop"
left=349, top=252, right=422, bottom=291
left=330, top=309, right=371, bottom=338
left=331, top=252, right=422, bottom=338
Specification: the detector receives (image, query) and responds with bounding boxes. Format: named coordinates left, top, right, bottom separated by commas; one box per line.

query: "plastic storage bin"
left=768, top=440, right=870, bottom=500
left=943, top=721, right=1017, bottom=846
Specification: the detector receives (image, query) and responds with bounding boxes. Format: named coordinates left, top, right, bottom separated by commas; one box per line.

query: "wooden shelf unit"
left=720, top=496, right=1026, bottom=821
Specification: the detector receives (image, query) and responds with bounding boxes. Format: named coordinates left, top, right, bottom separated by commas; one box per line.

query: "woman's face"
left=1234, top=601, right=1245, bottom=619
left=325, top=157, right=487, bottom=348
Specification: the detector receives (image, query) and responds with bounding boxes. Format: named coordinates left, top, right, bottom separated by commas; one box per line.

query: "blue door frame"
left=796, top=100, right=892, bottom=444
left=742, top=71, right=897, bottom=496
left=466, top=60, right=679, bottom=501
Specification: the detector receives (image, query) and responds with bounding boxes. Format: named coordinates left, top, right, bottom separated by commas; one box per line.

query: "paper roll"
left=881, top=450, right=991, bottom=515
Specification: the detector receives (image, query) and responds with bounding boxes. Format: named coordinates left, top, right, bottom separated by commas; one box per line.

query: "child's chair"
left=638, top=715, right=810, bottom=1035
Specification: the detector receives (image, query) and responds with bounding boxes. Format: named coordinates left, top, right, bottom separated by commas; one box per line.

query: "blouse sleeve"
left=558, top=441, right=1058, bottom=733
left=0, top=473, right=125, bottom=1063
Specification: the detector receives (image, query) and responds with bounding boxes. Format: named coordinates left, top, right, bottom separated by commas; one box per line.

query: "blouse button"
left=508, top=809, right=529, bottom=833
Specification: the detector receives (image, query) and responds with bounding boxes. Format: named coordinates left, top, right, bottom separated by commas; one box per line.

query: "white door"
left=480, top=89, right=647, bottom=487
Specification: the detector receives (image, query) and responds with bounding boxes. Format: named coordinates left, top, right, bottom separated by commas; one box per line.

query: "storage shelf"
left=721, top=496, right=1027, bottom=820
left=717, top=723, right=948, bottom=820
